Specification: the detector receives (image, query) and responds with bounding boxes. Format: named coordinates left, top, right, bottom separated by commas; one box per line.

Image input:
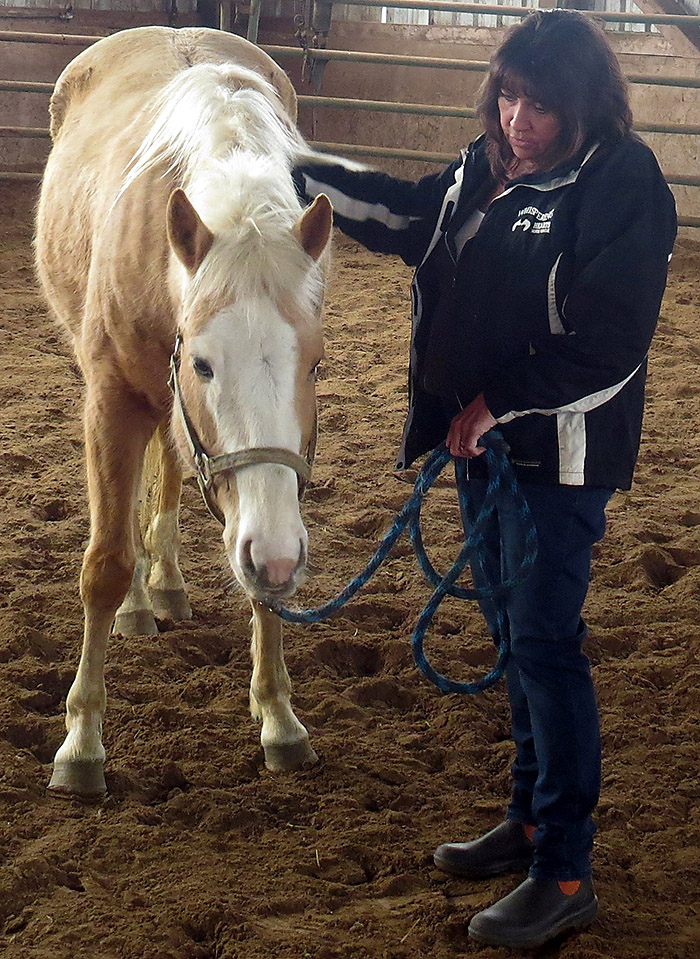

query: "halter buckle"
left=195, top=451, right=214, bottom=491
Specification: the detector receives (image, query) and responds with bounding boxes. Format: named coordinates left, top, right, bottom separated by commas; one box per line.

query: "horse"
left=34, top=25, right=333, bottom=798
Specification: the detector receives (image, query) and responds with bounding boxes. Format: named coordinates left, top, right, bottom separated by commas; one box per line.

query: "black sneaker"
left=468, top=876, right=598, bottom=949
left=433, top=819, right=534, bottom=879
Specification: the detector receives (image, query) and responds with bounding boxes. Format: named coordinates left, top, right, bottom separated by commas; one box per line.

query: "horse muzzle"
left=236, top=535, right=307, bottom=601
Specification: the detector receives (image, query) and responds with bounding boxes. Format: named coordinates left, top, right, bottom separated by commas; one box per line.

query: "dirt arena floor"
left=1, top=179, right=699, bottom=959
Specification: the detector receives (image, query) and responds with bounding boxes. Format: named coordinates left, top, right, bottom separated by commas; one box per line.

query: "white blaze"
left=190, top=300, right=307, bottom=587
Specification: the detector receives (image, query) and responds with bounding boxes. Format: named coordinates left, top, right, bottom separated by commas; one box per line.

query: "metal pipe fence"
left=296, top=95, right=700, bottom=137
left=0, top=125, right=49, bottom=139
left=1, top=8, right=699, bottom=228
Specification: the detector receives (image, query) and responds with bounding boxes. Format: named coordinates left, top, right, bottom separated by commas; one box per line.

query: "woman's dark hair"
left=477, top=9, right=633, bottom=181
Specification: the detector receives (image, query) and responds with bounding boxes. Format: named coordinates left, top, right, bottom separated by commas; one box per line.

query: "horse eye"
left=192, top=357, right=214, bottom=380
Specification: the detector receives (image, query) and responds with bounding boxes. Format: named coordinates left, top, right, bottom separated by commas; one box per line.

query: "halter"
left=169, top=333, right=314, bottom=526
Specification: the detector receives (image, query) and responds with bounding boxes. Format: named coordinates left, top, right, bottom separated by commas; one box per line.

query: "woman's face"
left=498, top=88, right=562, bottom=170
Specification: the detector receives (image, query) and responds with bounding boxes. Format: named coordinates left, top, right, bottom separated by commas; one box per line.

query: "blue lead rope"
left=272, top=432, right=538, bottom=694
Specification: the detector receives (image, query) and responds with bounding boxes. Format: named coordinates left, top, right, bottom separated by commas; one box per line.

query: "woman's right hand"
left=446, top=394, right=497, bottom=458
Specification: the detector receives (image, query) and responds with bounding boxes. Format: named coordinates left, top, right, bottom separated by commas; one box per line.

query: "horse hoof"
left=48, top=759, right=106, bottom=800
left=151, top=588, right=192, bottom=622
left=263, top=738, right=319, bottom=772
left=113, top=609, right=158, bottom=636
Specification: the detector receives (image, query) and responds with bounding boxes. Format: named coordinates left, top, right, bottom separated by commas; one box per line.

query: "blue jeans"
left=465, top=479, right=614, bottom=881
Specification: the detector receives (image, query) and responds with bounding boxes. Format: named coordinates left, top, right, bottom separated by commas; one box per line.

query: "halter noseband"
left=169, top=333, right=314, bottom=526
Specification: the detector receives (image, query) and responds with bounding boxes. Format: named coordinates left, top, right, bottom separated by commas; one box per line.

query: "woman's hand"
left=446, top=394, right=498, bottom=458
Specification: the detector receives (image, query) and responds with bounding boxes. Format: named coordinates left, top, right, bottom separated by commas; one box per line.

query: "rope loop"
left=272, top=432, right=538, bottom=694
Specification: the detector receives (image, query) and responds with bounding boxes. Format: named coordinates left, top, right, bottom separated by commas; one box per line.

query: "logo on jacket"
left=512, top=206, right=554, bottom=235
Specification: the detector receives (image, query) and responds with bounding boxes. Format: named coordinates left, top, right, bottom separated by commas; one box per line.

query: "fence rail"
left=2, top=122, right=698, bottom=190
left=2, top=78, right=699, bottom=136
left=0, top=125, right=48, bottom=138
left=0, top=30, right=101, bottom=44
left=15, top=165, right=698, bottom=231
left=296, top=96, right=700, bottom=138
left=266, top=45, right=700, bottom=90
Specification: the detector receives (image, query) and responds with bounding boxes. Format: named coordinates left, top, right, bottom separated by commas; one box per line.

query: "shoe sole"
left=468, top=900, right=598, bottom=949
left=433, top=852, right=533, bottom=880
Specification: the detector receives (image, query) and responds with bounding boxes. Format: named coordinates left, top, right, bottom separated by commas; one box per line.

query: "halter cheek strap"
left=169, top=333, right=314, bottom=526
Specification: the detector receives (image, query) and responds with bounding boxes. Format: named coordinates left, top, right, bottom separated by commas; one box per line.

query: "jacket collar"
left=498, top=141, right=601, bottom=195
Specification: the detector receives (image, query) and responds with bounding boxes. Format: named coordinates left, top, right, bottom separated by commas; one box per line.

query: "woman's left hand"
left=446, top=394, right=498, bottom=458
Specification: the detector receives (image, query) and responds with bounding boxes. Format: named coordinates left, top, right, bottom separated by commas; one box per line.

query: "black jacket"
left=294, top=134, right=677, bottom=489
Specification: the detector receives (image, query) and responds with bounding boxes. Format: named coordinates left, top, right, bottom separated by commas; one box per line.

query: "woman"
left=293, top=10, right=677, bottom=949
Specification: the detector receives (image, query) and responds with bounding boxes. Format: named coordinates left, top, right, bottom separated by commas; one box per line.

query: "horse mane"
left=117, top=63, right=325, bottom=315
left=121, top=62, right=299, bottom=189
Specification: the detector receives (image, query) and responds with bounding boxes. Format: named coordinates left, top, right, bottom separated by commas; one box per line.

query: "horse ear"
left=295, top=193, right=333, bottom=261
left=167, top=188, right=214, bottom=273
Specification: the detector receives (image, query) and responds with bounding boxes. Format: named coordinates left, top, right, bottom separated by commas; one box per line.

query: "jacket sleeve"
left=484, top=141, right=678, bottom=423
left=292, top=153, right=465, bottom=267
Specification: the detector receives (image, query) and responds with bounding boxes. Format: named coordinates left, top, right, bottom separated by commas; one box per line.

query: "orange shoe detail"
left=558, top=880, right=581, bottom=896
left=523, top=824, right=536, bottom=842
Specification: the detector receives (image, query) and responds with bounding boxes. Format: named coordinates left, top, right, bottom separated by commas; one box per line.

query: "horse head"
left=166, top=182, right=332, bottom=603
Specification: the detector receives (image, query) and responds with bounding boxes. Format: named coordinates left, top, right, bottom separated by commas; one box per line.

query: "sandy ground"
left=1, top=180, right=699, bottom=959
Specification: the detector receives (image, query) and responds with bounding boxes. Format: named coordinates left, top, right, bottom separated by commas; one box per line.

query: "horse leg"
left=144, top=420, right=192, bottom=622
left=113, top=507, right=158, bottom=636
left=48, top=385, right=154, bottom=799
left=249, top=601, right=318, bottom=772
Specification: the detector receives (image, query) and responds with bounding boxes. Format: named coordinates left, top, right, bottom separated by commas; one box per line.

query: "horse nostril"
left=241, top=538, right=255, bottom=575
left=297, top=538, right=307, bottom=572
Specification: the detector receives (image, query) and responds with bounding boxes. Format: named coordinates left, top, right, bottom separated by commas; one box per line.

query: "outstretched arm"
left=293, top=151, right=466, bottom=266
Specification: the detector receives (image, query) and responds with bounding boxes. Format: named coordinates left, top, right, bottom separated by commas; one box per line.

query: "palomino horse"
left=35, top=26, right=332, bottom=798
